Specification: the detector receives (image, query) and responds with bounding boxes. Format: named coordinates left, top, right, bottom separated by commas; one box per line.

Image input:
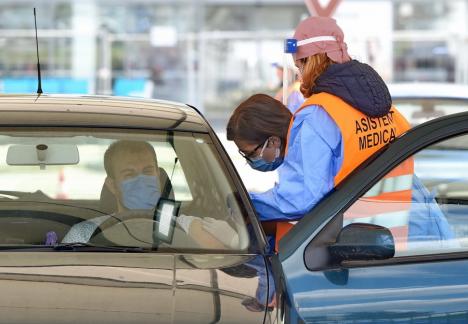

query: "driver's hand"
left=202, top=217, right=239, bottom=249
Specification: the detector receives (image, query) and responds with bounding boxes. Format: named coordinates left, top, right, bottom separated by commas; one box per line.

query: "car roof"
left=388, top=82, right=468, bottom=100
left=0, top=94, right=209, bottom=132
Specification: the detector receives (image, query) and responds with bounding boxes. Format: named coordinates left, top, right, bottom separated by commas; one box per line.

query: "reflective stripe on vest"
left=275, top=92, right=413, bottom=251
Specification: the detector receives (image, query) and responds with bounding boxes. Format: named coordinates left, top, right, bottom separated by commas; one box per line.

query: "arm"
left=188, top=218, right=227, bottom=249
left=177, top=215, right=238, bottom=249
left=408, top=175, right=455, bottom=242
left=250, top=107, right=343, bottom=221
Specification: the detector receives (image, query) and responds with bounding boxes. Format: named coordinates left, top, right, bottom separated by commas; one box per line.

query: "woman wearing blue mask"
left=229, top=94, right=291, bottom=174
left=228, top=93, right=310, bottom=227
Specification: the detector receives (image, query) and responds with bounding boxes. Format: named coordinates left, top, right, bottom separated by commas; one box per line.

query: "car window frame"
left=278, top=112, right=468, bottom=267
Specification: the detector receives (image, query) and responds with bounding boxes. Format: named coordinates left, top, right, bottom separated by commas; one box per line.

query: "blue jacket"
left=409, top=176, right=455, bottom=242
left=250, top=106, right=343, bottom=221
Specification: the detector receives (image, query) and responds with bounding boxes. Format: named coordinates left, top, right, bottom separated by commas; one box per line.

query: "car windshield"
left=393, top=98, right=468, bottom=126
left=0, top=128, right=250, bottom=252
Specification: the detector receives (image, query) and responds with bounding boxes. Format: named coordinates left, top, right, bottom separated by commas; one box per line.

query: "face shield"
left=283, top=36, right=339, bottom=106
left=282, top=39, right=299, bottom=106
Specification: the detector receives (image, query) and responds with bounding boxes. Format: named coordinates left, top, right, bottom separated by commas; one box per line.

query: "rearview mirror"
left=328, top=223, right=395, bottom=264
left=7, top=144, right=79, bottom=166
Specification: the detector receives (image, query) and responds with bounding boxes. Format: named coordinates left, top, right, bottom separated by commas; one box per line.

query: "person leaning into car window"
left=62, top=140, right=162, bottom=243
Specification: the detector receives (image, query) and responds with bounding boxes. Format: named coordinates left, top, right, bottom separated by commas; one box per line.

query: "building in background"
left=0, top=0, right=468, bottom=124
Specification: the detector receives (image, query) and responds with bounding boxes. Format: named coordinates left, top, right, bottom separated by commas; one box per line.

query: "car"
left=0, top=94, right=273, bottom=323
left=1, top=94, right=468, bottom=323
left=279, top=110, right=468, bottom=322
left=389, top=82, right=468, bottom=125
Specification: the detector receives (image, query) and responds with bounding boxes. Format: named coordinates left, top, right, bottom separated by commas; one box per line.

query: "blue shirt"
left=250, top=105, right=343, bottom=221
left=286, top=89, right=305, bottom=114
left=409, top=176, right=455, bottom=241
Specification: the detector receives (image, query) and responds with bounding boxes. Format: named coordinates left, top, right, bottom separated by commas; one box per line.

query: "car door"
left=277, top=112, right=468, bottom=323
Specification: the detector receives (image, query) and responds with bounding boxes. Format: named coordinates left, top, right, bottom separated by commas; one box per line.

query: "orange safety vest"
left=275, top=92, right=413, bottom=251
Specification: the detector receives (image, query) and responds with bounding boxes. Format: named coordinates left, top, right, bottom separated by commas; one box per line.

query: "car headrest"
left=99, top=167, right=174, bottom=214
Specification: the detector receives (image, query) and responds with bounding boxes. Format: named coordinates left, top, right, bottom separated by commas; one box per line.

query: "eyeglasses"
left=238, top=140, right=268, bottom=162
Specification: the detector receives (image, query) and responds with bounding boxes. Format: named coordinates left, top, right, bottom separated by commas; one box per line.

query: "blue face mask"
left=247, top=146, right=284, bottom=172
left=120, top=175, right=161, bottom=210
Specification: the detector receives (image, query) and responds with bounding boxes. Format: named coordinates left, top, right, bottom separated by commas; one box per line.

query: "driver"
left=62, top=140, right=161, bottom=243
left=62, top=140, right=237, bottom=249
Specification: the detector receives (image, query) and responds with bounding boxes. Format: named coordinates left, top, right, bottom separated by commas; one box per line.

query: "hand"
left=202, top=217, right=239, bottom=249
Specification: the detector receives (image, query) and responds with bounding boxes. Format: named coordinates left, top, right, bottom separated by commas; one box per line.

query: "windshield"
left=0, top=128, right=250, bottom=252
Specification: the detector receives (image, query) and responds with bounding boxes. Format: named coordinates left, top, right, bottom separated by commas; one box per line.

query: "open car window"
left=0, top=128, right=250, bottom=252
left=342, top=133, right=468, bottom=257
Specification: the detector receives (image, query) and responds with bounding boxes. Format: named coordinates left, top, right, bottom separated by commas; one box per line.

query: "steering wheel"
left=89, top=210, right=198, bottom=248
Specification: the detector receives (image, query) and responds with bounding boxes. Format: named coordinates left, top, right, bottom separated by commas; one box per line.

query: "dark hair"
left=104, top=140, right=157, bottom=178
left=226, top=94, right=292, bottom=145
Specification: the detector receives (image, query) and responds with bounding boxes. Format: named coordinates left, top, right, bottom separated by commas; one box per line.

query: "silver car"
left=0, top=95, right=274, bottom=323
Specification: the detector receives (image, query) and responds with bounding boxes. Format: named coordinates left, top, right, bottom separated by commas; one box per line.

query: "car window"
left=0, top=129, right=250, bottom=252
left=0, top=139, right=191, bottom=201
left=393, top=99, right=468, bottom=126
left=342, top=133, right=468, bottom=257
left=152, top=142, right=192, bottom=201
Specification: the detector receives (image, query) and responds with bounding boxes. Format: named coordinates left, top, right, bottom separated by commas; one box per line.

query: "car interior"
left=0, top=129, right=251, bottom=252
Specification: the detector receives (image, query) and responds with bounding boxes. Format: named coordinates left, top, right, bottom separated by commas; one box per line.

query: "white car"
left=389, top=82, right=468, bottom=125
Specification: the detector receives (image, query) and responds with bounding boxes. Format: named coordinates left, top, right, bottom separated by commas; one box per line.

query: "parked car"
left=0, top=95, right=468, bottom=323
left=389, top=82, right=468, bottom=125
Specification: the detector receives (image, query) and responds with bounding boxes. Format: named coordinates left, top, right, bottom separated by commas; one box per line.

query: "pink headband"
left=292, top=17, right=351, bottom=63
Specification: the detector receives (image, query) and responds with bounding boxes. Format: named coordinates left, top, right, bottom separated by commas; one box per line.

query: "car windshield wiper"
left=53, top=242, right=149, bottom=252
left=0, top=243, right=149, bottom=252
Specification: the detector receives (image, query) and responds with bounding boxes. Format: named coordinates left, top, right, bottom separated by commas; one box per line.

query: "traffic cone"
left=56, top=168, right=68, bottom=199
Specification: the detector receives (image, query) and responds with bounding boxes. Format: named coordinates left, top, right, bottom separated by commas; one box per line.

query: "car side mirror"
left=328, top=223, right=395, bottom=264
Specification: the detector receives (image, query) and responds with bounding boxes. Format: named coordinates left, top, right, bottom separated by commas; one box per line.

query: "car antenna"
left=33, top=8, right=43, bottom=102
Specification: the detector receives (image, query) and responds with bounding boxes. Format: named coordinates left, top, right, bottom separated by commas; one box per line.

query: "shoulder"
left=293, top=104, right=341, bottom=139
left=285, top=104, right=342, bottom=153
left=62, top=215, right=111, bottom=243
